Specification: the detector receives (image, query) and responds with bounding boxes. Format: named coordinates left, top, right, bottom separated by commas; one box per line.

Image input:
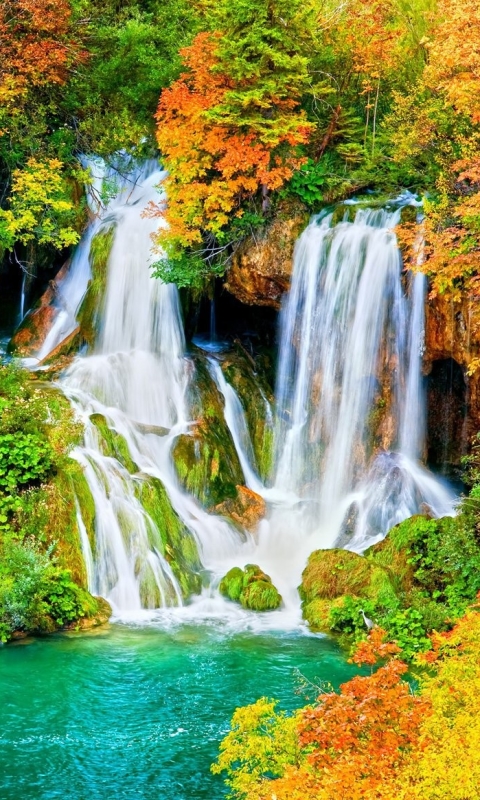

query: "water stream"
left=24, top=170, right=456, bottom=623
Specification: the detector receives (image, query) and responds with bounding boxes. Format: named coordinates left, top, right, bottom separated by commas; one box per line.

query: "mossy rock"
left=240, top=580, right=282, bottom=611
left=77, top=226, right=115, bottom=348
left=62, top=596, right=112, bottom=632
left=219, top=567, right=244, bottom=602
left=300, top=549, right=396, bottom=603
left=172, top=354, right=244, bottom=508
left=90, top=413, right=138, bottom=474
left=220, top=346, right=274, bottom=481
left=365, top=515, right=440, bottom=593
left=136, top=476, right=202, bottom=598
left=300, top=549, right=397, bottom=631
left=219, top=563, right=282, bottom=611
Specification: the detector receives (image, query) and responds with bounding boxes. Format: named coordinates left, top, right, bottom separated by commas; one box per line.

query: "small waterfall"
left=208, top=358, right=265, bottom=496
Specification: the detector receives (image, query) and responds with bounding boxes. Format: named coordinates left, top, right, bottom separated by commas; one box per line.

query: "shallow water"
left=0, top=623, right=360, bottom=800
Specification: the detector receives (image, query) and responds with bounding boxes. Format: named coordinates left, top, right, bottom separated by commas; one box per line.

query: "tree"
left=213, top=628, right=428, bottom=800
left=152, top=0, right=314, bottom=284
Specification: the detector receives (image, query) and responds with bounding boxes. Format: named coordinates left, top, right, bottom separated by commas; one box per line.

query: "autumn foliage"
left=153, top=1, right=313, bottom=263
left=214, top=628, right=428, bottom=800
left=215, top=610, right=480, bottom=799
left=0, top=0, right=82, bottom=107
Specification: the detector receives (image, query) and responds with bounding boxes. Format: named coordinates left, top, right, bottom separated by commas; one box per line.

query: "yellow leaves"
left=0, top=158, right=80, bottom=250
left=211, top=698, right=301, bottom=799
left=389, top=611, right=480, bottom=800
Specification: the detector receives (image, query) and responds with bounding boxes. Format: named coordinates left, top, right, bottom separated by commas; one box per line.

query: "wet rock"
left=172, top=355, right=245, bottom=508
left=219, top=563, right=282, bottom=611
left=39, top=326, right=81, bottom=366
left=225, top=210, right=307, bottom=309
left=9, top=303, right=57, bottom=356
left=213, top=485, right=266, bottom=533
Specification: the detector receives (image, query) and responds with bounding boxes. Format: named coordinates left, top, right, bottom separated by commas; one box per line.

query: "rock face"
left=424, top=294, right=480, bottom=469
left=225, top=211, right=307, bottom=309
left=214, top=486, right=266, bottom=533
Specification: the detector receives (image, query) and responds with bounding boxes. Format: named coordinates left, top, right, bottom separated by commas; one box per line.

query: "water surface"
left=0, top=623, right=359, bottom=800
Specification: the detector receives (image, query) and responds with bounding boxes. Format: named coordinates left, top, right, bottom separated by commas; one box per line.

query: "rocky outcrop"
left=225, top=210, right=307, bottom=309
left=213, top=486, right=266, bottom=533
left=424, top=293, right=480, bottom=468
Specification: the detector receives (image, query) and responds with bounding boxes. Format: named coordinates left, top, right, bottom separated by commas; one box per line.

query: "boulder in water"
left=219, top=563, right=282, bottom=611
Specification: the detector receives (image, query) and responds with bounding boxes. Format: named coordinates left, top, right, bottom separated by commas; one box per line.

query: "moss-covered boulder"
left=300, top=549, right=397, bottom=632
left=219, top=563, right=282, bottom=611
left=172, top=354, right=245, bottom=508
left=89, top=412, right=138, bottom=474
left=136, top=476, right=202, bottom=599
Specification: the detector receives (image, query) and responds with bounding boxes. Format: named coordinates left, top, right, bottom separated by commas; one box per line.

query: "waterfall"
left=27, top=175, right=457, bottom=624
left=270, top=204, right=455, bottom=555
left=59, top=162, right=245, bottom=618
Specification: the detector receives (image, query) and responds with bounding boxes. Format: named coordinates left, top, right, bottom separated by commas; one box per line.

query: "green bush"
left=0, top=431, right=52, bottom=493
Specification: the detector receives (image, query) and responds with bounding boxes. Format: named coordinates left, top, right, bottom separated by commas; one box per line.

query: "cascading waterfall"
left=28, top=171, right=457, bottom=624
left=58, top=162, right=247, bottom=617
left=264, top=203, right=455, bottom=568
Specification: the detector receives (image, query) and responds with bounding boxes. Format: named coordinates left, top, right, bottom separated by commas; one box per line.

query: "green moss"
left=172, top=354, right=244, bottom=507
left=221, top=346, right=275, bottom=481
left=219, top=563, right=282, bottom=611
left=300, top=549, right=397, bottom=634
left=219, top=567, right=244, bottom=602
left=240, top=580, right=282, bottom=611
left=136, top=476, right=202, bottom=598
left=77, top=226, right=115, bottom=347
left=89, top=413, right=138, bottom=474
left=300, top=549, right=394, bottom=603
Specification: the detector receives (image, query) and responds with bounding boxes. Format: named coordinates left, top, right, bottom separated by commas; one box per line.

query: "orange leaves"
left=424, top=0, right=480, bottom=123
left=351, top=626, right=401, bottom=665
left=231, top=629, right=429, bottom=800
left=0, top=0, right=82, bottom=100
left=154, top=29, right=310, bottom=255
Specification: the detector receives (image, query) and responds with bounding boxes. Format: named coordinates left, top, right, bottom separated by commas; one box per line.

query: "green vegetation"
left=0, top=364, right=108, bottom=641
left=220, top=564, right=282, bottom=611
left=300, top=490, right=480, bottom=661
left=172, top=355, right=245, bottom=507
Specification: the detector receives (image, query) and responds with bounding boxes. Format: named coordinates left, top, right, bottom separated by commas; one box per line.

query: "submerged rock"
left=219, top=564, right=282, bottom=611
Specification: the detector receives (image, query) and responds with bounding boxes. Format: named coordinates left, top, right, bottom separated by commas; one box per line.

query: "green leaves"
left=0, top=431, right=53, bottom=493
